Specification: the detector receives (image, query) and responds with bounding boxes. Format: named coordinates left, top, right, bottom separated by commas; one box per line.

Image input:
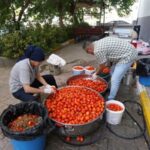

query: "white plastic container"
left=84, top=66, right=96, bottom=75
left=106, top=100, right=125, bottom=125
left=72, top=66, right=84, bottom=75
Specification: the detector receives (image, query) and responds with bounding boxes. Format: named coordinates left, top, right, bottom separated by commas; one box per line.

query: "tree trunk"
left=15, top=21, right=20, bottom=30
left=69, top=1, right=76, bottom=25
left=58, top=1, right=64, bottom=27
left=59, top=14, right=64, bottom=27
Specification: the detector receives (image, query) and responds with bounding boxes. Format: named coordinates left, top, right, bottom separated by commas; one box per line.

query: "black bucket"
left=98, top=73, right=110, bottom=82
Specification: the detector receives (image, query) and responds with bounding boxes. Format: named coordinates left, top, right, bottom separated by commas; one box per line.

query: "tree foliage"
left=0, top=0, right=136, bottom=58
left=0, top=0, right=33, bottom=30
left=0, top=0, right=135, bottom=30
left=104, top=0, right=135, bottom=16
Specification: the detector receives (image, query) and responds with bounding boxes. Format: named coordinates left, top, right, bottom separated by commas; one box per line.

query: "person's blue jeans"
left=12, top=75, right=57, bottom=102
left=108, top=62, right=133, bottom=100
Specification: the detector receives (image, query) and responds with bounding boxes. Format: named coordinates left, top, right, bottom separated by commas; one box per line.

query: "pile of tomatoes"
left=101, top=67, right=110, bottom=74
left=67, top=77, right=107, bottom=93
left=45, top=87, right=105, bottom=124
left=8, top=114, right=42, bottom=132
left=85, top=66, right=95, bottom=71
left=73, top=66, right=84, bottom=70
left=107, top=103, right=123, bottom=111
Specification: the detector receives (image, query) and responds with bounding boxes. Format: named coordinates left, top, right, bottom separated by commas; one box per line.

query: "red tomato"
left=107, top=103, right=123, bottom=111
left=8, top=114, right=41, bottom=132
left=28, top=121, right=36, bottom=127
left=86, top=66, right=95, bottom=70
left=73, top=66, right=84, bottom=70
left=102, top=67, right=110, bottom=74
left=76, top=136, right=84, bottom=142
left=45, top=87, right=105, bottom=125
left=68, top=77, right=107, bottom=93
left=65, top=136, right=71, bottom=142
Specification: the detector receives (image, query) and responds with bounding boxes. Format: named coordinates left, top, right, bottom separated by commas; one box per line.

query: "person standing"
left=83, top=36, right=138, bottom=100
left=9, top=45, right=57, bottom=102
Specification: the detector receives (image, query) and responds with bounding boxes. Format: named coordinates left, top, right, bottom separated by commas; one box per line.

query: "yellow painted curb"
left=53, top=46, right=61, bottom=51
left=52, top=39, right=75, bottom=52
left=139, top=90, right=150, bottom=135
left=68, top=39, right=75, bottom=44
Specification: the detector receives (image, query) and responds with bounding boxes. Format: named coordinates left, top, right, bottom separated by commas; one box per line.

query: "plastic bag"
left=47, top=54, right=66, bottom=67
left=136, top=58, right=150, bottom=76
left=0, top=102, right=54, bottom=140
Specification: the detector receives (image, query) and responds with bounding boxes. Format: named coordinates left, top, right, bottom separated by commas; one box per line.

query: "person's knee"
left=111, top=77, right=119, bottom=84
left=12, top=93, right=21, bottom=100
left=111, top=76, right=122, bottom=84
left=13, top=93, right=37, bottom=102
left=21, top=96, right=37, bottom=102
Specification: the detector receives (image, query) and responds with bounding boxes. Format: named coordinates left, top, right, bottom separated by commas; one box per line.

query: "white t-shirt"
left=9, top=59, right=38, bottom=93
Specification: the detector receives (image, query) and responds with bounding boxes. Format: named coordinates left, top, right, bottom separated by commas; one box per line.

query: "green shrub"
left=0, top=24, right=74, bottom=59
left=0, top=31, right=27, bottom=58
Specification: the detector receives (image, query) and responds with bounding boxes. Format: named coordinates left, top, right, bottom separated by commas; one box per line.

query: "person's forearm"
left=95, top=64, right=106, bottom=75
left=24, top=86, right=43, bottom=94
left=95, top=67, right=101, bottom=75
left=36, top=74, right=48, bottom=86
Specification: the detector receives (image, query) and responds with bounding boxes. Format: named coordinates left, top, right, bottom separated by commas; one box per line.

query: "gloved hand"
left=92, top=73, right=98, bottom=80
left=45, top=84, right=51, bottom=89
left=43, top=85, right=56, bottom=94
left=44, top=88, right=53, bottom=94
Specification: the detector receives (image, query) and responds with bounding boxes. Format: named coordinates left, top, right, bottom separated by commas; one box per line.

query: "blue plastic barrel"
left=139, top=76, right=150, bottom=86
left=10, top=135, right=46, bottom=150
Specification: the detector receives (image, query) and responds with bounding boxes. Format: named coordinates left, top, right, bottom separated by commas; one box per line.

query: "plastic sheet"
left=0, top=102, right=54, bottom=140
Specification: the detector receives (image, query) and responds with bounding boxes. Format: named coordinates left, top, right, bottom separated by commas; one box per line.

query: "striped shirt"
left=93, top=37, right=138, bottom=64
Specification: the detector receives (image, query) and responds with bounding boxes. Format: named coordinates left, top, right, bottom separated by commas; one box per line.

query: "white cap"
left=47, top=54, right=66, bottom=66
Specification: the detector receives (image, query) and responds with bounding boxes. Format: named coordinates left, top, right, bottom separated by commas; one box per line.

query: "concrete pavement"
left=0, top=42, right=149, bottom=150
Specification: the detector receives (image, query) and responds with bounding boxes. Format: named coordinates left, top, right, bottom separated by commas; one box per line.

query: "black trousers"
left=13, top=75, right=57, bottom=102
